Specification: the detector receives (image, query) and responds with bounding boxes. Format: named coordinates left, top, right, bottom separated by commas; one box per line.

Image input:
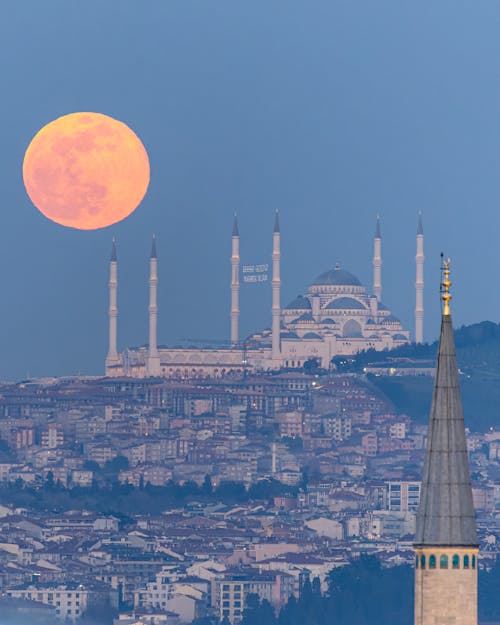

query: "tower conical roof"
left=415, top=310, right=477, bottom=547
left=274, top=209, right=280, bottom=234
left=150, top=235, right=157, bottom=259
left=232, top=213, right=239, bottom=237
left=375, top=214, right=381, bottom=238
left=417, top=211, right=423, bottom=235
left=111, top=238, right=117, bottom=262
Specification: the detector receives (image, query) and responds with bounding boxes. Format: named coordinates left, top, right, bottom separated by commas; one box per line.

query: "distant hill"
left=348, top=321, right=500, bottom=431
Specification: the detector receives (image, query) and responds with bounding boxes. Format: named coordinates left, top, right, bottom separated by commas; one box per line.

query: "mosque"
left=105, top=213, right=425, bottom=378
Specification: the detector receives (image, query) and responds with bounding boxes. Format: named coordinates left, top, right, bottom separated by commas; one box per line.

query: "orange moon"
left=23, top=112, right=150, bottom=230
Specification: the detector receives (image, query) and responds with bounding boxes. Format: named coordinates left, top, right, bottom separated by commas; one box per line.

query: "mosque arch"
left=343, top=319, right=363, bottom=338
left=429, top=555, right=436, bottom=569
left=452, top=555, right=460, bottom=569
left=440, top=555, right=448, bottom=569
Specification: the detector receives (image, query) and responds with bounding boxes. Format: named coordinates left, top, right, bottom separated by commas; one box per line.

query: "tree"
left=202, top=474, right=213, bottom=495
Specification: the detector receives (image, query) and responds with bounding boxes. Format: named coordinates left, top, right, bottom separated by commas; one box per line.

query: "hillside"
left=350, top=321, right=500, bottom=430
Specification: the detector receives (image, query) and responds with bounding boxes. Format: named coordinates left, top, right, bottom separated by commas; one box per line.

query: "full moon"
left=23, top=112, right=150, bottom=230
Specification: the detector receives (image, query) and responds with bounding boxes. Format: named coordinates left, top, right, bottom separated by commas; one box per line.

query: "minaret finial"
left=417, top=211, right=423, bottom=235
left=375, top=214, right=381, bottom=238
left=274, top=209, right=280, bottom=234
left=441, top=255, right=452, bottom=316
left=233, top=212, right=239, bottom=237
left=111, top=238, right=117, bottom=262
left=150, top=235, right=157, bottom=259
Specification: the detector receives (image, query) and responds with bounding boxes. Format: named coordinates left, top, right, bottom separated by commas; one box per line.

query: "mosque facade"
left=105, top=214, right=423, bottom=379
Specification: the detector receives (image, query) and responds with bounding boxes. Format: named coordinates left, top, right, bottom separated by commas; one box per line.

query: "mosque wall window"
left=429, top=555, right=436, bottom=569
left=472, top=555, right=476, bottom=569
left=463, top=555, right=470, bottom=569
left=415, top=555, right=419, bottom=569
left=452, top=555, right=460, bottom=569
left=440, top=555, right=448, bottom=569
left=420, top=555, right=426, bottom=569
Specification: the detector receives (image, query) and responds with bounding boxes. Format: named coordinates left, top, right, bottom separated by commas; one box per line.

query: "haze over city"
left=2, top=2, right=500, bottom=379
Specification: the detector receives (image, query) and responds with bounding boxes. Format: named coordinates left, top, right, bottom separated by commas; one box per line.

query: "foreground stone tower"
left=414, top=260, right=478, bottom=625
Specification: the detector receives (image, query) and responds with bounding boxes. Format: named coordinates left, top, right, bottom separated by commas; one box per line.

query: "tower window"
left=415, top=555, right=419, bottom=569
left=440, top=555, right=448, bottom=569
left=472, top=555, right=476, bottom=569
left=463, top=555, right=470, bottom=569
left=420, top=555, right=426, bottom=569
left=429, top=555, right=436, bottom=569
left=452, top=555, right=460, bottom=569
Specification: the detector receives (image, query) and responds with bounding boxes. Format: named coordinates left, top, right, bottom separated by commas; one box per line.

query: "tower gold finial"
left=441, top=257, right=452, bottom=315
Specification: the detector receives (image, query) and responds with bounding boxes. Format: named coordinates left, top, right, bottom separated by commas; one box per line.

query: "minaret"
left=146, top=236, right=161, bottom=376
left=271, top=210, right=281, bottom=366
left=105, top=239, right=120, bottom=373
left=414, top=260, right=478, bottom=625
left=230, top=213, right=240, bottom=346
left=373, top=214, right=382, bottom=302
left=415, top=212, right=425, bottom=343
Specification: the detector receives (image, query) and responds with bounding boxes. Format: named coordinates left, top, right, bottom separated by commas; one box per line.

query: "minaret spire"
left=147, top=236, right=160, bottom=376
left=414, top=260, right=478, bottom=625
left=105, top=238, right=120, bottom=373
left=271, top=209, right=281, bottom=367
left=230, top=213, right=240, bottom=346
left=372, top=214, right=382, bottom=302
left=415, top=212, right=425, bottom=343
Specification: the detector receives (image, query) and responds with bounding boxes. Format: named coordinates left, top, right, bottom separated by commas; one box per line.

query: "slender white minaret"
left=271, top=210, right=281, bottom=366
left=373, top=215, right=382, bottom=302
left=415, top=212, right=425, bottom=343
left=147, top=236, right=161, bottom=376
left=230, top=213, right=240, bottom=346
left=105, top=239, right=120, bottom=372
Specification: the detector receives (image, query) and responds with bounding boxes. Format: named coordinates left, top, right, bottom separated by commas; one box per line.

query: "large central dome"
left=311, top=267, right=362, bottom=287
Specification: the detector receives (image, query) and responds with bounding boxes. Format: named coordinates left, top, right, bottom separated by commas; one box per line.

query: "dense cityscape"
left=0, top=365, right=498, bottom=623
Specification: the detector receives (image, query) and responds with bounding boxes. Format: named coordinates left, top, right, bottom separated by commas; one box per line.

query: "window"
left=415, top=555, right=419, bottom=569
left=464, top=555, right=470, bottom=569
left=452, top=555, right=460, bottom=569
left=440, top=555, right=448, bottom=569
left=223, top=585, right=230, bottom=591
left=223, top=601, right=230, bottom=608
left=234, top=585, right=241, bottom=591
left=429, top=555, right=436, bottom=569
left=472, top=555, right=476, bottom=569
left=420, top=555, right=426, bottom=569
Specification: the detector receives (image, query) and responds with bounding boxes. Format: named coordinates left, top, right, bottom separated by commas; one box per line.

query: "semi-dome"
left=290, top=312, right=314, bottom=323
left=381, top=314, right=401, bottom=324
left=284, top=295, right=312, bottom=310
left=325, top=297, right=366, bottom=310
left=303, top=332, right=323, bottom=339
left=312, top=268, right=362, bottom=287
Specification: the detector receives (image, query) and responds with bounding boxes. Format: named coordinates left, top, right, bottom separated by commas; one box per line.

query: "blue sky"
left=2, top=1, right=500, bottom=379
